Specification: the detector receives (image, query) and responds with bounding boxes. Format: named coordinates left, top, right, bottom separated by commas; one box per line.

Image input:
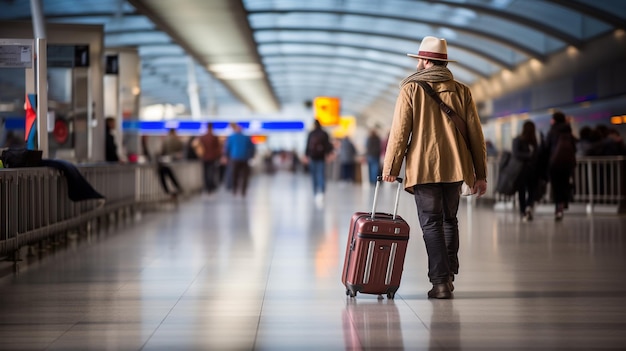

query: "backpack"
left=308, top=132, right=328, bottom=159
left=0, top=148, right=42, bottom=168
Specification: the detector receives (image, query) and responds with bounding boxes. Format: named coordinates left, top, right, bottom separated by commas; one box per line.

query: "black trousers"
left=413, top=181, right=462, bottom=285
left=516, top=176, right=537, bottom=214
left=230, top=160, right=250, bottom=196
left=203, top=160, right=220, bottom=192
left=158, top=164, right=182, bottom=195
left=549, top=167, right=573, bottom=210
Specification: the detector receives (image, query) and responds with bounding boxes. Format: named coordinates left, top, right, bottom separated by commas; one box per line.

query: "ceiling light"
left=208, top=63, right=261, bottom=73
left=209, top=63, right=264, bottom=80
left=215, top=71, right=264, bottom=80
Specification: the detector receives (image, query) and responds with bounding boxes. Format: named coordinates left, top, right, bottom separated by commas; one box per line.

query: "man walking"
left=304, top=119, right=333, bottom=206
left=364, top=128, right=382, bottom=186
left=199, top=123, right=222, bottom=194
left=158, top=128, right=184, bottom=199
left=382, top=36, right=488, bottom=299
left=224, top=123, right=255, bottom=197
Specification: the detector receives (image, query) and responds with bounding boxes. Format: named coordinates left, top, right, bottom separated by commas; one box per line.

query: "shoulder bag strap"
left=416, top=81, right=470, bottom=151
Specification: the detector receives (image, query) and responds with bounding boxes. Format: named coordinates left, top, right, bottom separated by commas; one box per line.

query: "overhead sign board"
left=0, top=39, right=33, bottom=68
left=314, top=96, right=341, bottom=126
left=122, top=120, right=306, bottom=135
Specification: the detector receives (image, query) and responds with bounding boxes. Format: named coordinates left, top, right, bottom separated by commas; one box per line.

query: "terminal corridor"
left=0, top=172, right=625, bottom=350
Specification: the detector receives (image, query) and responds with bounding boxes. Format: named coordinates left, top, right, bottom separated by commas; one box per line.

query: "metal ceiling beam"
left=249, top=10, right=551, bottom=59
left=267, top=70, right=398, bottom=88
left=422, top=0, right=585, bottom=47
left=259, top=39, right=500, bottom=71
left=261, top=53, right=480, bottom=82
left=258, top=41, right=491, bottom=77
left=255, top=29, right=516, bottom=69
left=263, top=57, right=404, bottom=75
left=128, top=0, right=279, bottom=113
left=546, top=0, right=626, bottom=30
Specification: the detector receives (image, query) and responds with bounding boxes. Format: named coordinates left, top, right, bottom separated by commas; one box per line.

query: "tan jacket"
left=383, top=79, right=487, bottom=194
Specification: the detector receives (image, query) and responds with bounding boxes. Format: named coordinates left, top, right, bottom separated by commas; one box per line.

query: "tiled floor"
left=1, top=172, right=625, bottom=350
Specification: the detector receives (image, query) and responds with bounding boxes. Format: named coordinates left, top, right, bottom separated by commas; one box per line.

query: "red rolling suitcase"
left=342, top=177, right=410, bottom=299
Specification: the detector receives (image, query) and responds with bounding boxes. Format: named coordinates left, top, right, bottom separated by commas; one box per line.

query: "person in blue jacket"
left=224, top=123, right=255, bottom=197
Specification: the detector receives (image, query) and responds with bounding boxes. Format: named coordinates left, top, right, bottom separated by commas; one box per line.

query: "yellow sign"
left=332, top=116, right=356, bottom=138
left=314, top=97, right=340, bottom=126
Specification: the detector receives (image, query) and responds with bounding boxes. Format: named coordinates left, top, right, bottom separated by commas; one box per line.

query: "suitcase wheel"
left=346, top=289, right=357, bottom=298
left=387, top=292, right=395, bottom=299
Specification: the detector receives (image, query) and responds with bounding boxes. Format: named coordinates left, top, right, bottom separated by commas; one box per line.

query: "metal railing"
left=490, top=156, right=626, bottom=213
left=0, top=161, right=203, bottom=257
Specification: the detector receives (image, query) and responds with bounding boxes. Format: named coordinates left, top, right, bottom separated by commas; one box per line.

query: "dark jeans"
left=230, top=160, right=250, bottom=196
left=309, top=159, right=326, bottom=194
left=340, top=162, right=355, bottom=182
left=366, top=156, right=380, bottom=185
left=413, top=182, right=462, bottom=285
left=203, top=159, right=220, bottom=192
left=158, top=164, right=182, bottom=195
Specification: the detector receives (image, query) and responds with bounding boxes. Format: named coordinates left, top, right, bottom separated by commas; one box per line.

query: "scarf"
left=399, top=65, right=453, bottom=88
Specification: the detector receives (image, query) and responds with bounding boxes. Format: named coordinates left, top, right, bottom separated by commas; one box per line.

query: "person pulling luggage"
left=382, top=36, right=488, bottom=299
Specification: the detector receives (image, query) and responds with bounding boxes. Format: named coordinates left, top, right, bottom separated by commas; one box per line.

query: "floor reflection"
left=2, top=172, right=626, bottom=350
left=428, top=300, right=460, bottom=350
left=343, top=298, right=404, bottom=350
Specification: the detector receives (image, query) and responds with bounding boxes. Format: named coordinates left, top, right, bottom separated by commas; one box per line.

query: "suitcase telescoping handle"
left=371, top=176, right=403, bottom=220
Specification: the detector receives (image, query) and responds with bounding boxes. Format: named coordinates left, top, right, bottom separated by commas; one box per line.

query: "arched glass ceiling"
left=244, top=0, right=626, bottom=118
left=259, top=43, right=479, bottom=81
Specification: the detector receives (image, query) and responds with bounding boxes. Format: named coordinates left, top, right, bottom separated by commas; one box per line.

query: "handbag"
left=0, top=148, right=43, bottom=168
left=495, top=151, right=524, bottom=195
left=416, top=81, right=474, bottom=196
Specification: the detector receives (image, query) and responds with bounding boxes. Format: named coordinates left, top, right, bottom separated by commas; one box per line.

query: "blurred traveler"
left=382, top=36, right=487, bottom=299
left=544, top=111, right=577, bottom=221
left=601, top=128, right=626, bottom=156
left=158, top=128, right=184, bottom=198
left=186, top=136, right=202, bottom=160
left=199, top=123, right=222, bottom=193
left=3, top=131, right=24, bottom=148
left=512, top=121, right=540, bottom=222
left=364, top=128, right=382, bottom=185
left=577, top=126, right=603, bottom=156
left=141, top=135, right=152, bottom=163
left=338, top=136, right=357, bottom=183
left=485, top=140, right=498, bottom=157
left=304, top=119, right=333, bottom=206
left=224, top=123, right=255, bottom=197
left=105, top=117, right=121, bottom=163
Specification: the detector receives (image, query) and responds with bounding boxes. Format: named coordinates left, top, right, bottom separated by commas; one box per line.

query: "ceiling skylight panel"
left=247, top=13, right=278, bottom=27
left=104, top=31, right=171, bottom=46
left=139, top=46, right=185, bottom=57
left=446, top=47, right=499, bottom=76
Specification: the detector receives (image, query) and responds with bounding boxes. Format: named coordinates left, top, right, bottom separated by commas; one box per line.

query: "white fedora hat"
left=407, top=36, right=456, bottom=62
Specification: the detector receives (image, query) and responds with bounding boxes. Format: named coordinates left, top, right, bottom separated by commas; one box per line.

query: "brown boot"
left=428, top=283, right=452, bottom=299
